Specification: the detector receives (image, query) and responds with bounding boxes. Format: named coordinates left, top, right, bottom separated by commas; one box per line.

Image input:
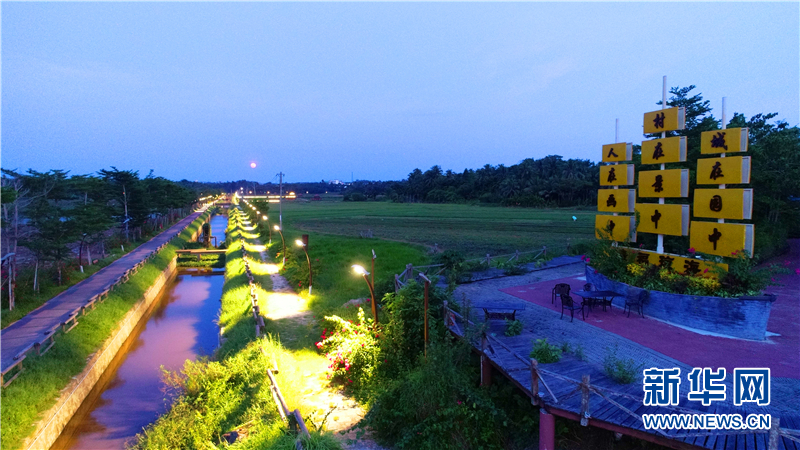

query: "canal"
left=209, top=213, right=228, bottom=247
left=51, top=270, right=224, bottom=450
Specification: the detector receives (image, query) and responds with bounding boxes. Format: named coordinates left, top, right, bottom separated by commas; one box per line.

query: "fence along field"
left=276, top=201, right=596, bottom=258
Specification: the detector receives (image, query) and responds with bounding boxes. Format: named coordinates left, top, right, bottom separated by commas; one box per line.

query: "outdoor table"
left=470, top=302, right=527, bottom=322
left=572, top=290, right=624, bottom=312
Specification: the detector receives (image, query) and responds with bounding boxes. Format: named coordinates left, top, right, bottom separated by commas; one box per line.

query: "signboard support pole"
left=657, top=76, right=666, bottom=254
left=719, top=97, right=727, bottom=224
left=613, top=119, right=619, bottom=218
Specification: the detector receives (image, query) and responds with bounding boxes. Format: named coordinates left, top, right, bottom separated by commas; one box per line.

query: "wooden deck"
left=445, top=306, right=800, bottom=450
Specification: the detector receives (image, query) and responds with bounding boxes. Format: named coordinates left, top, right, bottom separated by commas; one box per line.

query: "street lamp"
left=274, top=225, right=285, bottom=265
left=296, top=239, right=312, bottom=295
left=262, top=215, right=272, bottom=244
left=352, top=264, right=378, bottom=323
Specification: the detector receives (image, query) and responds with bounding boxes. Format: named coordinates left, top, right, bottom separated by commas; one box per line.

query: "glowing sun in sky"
left=250, top=162, right=257, bottom=168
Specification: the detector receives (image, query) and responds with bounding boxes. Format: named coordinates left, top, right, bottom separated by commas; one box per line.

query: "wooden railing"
left=394, top=245, right=571, bottom=293
left=443, top=303, right=799, bottom=450
left=1, top=209, right=212, bottom=388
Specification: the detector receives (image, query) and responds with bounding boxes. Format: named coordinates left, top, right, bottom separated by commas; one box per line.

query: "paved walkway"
left=1, top=206, right=209, bottom=374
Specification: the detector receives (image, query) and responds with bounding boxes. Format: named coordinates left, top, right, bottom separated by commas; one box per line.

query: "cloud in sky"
left=2, top=2, right=798, bottom=183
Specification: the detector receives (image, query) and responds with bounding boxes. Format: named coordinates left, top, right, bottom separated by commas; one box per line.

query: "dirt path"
left=251, top=242, right=385, bottom=449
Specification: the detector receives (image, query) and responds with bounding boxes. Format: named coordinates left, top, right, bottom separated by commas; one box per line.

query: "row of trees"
left=1, top=167, right=200, bottom=309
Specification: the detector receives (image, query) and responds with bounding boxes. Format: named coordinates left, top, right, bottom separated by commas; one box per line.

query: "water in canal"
left=209, top=214, right=228, bottom=247
left=52, top=270, right=224, bottom=450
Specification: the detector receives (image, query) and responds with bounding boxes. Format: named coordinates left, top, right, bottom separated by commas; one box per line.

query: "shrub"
left=379, top=281, right=447, bottom=376
left=316, top=307, right=380, bottom=398
left=363, top=341, right=510, bottom=450
left=603, top=345, right=643, bottom=384
left=530, top=338, right=561, bottom=363
left=504, top=319, right=523, bottom=336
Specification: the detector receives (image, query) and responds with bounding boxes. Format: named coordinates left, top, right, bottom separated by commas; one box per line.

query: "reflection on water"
left=52, top=271, right=223, bottom=450
left=210, top=215, right=228, bottom=247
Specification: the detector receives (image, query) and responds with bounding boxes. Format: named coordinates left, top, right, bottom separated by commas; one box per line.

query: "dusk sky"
left=2, top=2, right=798, bottom=184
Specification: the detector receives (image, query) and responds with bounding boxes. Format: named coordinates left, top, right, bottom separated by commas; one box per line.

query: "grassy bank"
left=0, top=209, right=211, bottom=450
left=2, top=212, right=202, bottom=329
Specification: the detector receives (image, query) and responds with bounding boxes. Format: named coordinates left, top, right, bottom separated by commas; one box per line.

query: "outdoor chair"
left=624, top=290, right=647, bottom=318
left=560, top=293, right=584, bottom=322
left=552, top=283, right=571, bottom=304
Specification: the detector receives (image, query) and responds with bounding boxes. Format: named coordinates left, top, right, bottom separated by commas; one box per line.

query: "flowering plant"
left=316, top=307, right=380, bottom=394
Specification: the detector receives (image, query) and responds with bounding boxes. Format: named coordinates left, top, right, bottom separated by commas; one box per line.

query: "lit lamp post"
left=262, top=215, right=272, bottom=244
left=274, top=225, right=285, bottom=265
left=352, top=264, right=378, bottom=324
left=296, top=239, right=312, bottom=295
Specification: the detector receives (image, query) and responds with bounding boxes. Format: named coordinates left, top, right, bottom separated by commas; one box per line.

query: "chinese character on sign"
left=658, top=255, right=674, bottom=269
left=636, top=253, right=650, bottom=265
left=653, top=112, right=666, bottom=130
left=607, top=194, right=617, bottom=208
left=608, top=220, right=616, bottom=234
left=710, top=162, right=724, bottom=181
left=643, top=367, right=681, bottom=406
left=683, top=259, right=701, bottom=276
left=607, top=147, right=618, bottom=158
left=651, top=209, right=662, bottom=229
left=711, top=132, right=728, bottom=151
left=652, top=175, right=664, bottom=193
left=709, top=195, right=723, bottom=212
left=708, top=228, right=722, bottom=250
left=652, top=142, right=665, bottom=160
left=607, top=167, right=617, bottom=183
left=687, top=367, right=727, bottom=406
left=733, top=368, right=770, bottom=406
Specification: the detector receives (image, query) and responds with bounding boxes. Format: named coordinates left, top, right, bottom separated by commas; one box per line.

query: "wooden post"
left=443, top=300, right=448, bottom=327
left=768, top=417, right=780, bottom=450
left=543, top=245, right=547, bottom=257
left=480, top=333, right=492, bottom=387
left=539, top=409, right=556, bottom=450
left=580, top=374, right=590, bottom=426
left=424, top=278, right=429, bottom=357
left=485, top=253, right=491, bottom=265
left=405, top=263, right=413, bottom=282
left=530, top=359, right=540, bottom=405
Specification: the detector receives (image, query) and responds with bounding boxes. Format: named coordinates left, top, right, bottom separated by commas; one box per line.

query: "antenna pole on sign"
left=657, top=76, right=666, bottom=254
left=719, top=97, right=727, bottom=223
left=613, top=119, right=619, bottom=218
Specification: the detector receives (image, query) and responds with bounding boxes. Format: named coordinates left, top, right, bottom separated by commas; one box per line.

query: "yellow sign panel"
left=635, top=203, right=689, bottom=236
left=595, top=215, right=636, bottom=242
left=690, top=221, right=754, bottom=258
left=600, top=164, right=634, bottom=186
left=643, top=107, right=686, bottom=134
left=602, top=142, right=633, bottom=163
left=700, top=128, right=749, bottom=155
left=641, top=136, right=686, bottom=164
left=638, top=169, right=689, bottom=198
left=696, top=156, right=751, bottom=185
left=625, top=249, right=728, bottom=278
left=694, top=189, right=753, bottom=220
left=598, top=189, right=635, bottom=213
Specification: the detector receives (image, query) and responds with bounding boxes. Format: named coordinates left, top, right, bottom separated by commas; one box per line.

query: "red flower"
left=688, top=247, right=696, bottom=254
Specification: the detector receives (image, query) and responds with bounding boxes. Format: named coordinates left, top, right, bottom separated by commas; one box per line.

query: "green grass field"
left=275, top=201, right=596, bottom=258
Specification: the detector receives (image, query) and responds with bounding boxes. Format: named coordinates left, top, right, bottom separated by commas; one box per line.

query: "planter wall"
left=585, top=266, right=776, bottom=341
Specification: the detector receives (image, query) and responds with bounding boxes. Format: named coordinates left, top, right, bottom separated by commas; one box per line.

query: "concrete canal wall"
left=22, top=259, right=178, bottom=450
